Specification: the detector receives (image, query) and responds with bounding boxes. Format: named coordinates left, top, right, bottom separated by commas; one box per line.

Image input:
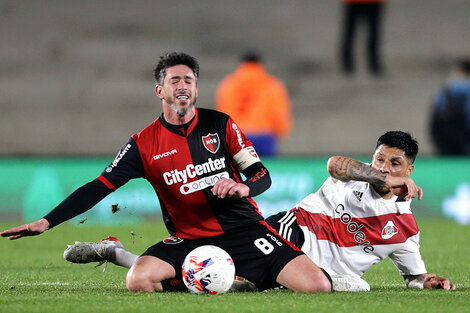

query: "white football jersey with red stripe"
left=293, top=177, right=427, bottom=277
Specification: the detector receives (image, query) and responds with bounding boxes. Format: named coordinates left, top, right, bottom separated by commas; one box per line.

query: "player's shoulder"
left=197, top=108, right=231, bottom=128
left=132, top=118, right=160, bottom=141
left=346, top=179, right=370, bottom=191
left=198, top=107, right=230, bottom=119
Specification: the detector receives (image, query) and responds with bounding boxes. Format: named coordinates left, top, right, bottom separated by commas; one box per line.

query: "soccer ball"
left=182, top=245, right=235, bottom=295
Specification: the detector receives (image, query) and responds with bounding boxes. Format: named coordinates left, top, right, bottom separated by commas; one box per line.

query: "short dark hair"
left=153, top=52, right=199, bottom=85
left=376, top=131, right=419, bottom=163
left=457, top=59, right=470, bottom=76
left=241, top=51, right=262, bottom=63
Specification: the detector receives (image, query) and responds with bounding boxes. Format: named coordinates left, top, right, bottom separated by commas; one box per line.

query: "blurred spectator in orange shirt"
left=215, top=52, right=293, bottom=156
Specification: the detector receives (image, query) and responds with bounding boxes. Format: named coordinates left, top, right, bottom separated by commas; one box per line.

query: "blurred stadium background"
left=1, top=0, right=469, bottom=224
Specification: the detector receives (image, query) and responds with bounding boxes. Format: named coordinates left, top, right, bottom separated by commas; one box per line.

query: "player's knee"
left=126, top=278, right=156, bottom=293
left=300, top=270, right=332, bottom=293
left=126, top=274, right=149, bottom=292
left=279, top=255, right=332, bottom=293
left=126, top=269, right=159, bottom=292
left=313, top=275, right=332, bottom=293
left=301, top=275, right=332, bottom=293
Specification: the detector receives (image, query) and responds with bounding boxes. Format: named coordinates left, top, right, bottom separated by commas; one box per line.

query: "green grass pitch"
left=0, top=219, right=469, bottom=313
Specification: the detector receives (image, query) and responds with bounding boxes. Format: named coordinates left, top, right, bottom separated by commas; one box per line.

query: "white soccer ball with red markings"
left=182, top=245, right=235, bottom=295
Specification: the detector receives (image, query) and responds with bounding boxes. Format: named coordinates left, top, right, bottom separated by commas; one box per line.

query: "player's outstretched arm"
left=403, top=274, right=456, bottom=290
left=1, top=218, right=50, bottom=240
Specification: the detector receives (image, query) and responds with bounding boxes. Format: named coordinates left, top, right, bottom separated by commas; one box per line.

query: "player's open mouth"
left=176, top=95, right=189, bottom=100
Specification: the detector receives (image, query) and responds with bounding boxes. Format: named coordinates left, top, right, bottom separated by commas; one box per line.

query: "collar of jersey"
left=159, top=109, right=198, bottom=137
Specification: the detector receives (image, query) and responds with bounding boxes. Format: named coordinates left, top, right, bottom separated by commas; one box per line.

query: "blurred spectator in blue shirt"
left=430, top=59, right=470, bottom=155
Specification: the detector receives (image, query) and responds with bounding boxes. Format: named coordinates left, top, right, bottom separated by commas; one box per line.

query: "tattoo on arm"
left=331, top=156, right=387, bottom=186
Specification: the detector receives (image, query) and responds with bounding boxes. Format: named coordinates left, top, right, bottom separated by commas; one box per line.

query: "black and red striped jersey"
left=97, top=108, right=266, bottom=239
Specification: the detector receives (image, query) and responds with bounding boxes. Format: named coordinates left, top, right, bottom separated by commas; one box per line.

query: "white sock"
left=112, top=247, right=139, bottom=269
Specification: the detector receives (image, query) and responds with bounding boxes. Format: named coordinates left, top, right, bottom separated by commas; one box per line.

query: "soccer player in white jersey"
left=61, top=131, right=455, bottom=291
left=267, top=130, right=455, bottom=291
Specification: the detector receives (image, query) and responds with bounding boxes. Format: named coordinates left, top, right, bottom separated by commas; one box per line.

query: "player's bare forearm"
left=327, top=156, right=387, bottom=187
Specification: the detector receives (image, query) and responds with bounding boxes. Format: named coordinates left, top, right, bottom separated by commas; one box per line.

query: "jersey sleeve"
left=389, top=233, right=427, bottom=276
left=225, top=117, right=261, bottom=171
left=43, top=138, right=145, bottom=228
left=43, top=178, right=113, bottom=228
left=97, top=137, right=145, bottom=190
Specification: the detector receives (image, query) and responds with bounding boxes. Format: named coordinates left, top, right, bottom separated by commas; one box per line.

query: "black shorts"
left=141, top=221, right=303, bottom=290
left=265, top=210, right=305, bottom=249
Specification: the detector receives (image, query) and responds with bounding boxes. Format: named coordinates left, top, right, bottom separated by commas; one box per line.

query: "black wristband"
left=242, top=162, right=271, bottom=197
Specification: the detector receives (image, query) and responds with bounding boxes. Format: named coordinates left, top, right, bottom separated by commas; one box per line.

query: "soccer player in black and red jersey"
left=1, top=52, right=332, bottom=293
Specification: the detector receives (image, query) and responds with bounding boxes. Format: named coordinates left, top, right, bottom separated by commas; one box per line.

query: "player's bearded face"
left=159, top=65, right=198, bottom=116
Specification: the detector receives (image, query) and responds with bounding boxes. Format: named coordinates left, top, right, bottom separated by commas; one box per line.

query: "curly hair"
left=153, top=52, right=199, bottom=85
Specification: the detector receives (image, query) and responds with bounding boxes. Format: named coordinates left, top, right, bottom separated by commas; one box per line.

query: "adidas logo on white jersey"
left=353, top=190, right=363, bottom=202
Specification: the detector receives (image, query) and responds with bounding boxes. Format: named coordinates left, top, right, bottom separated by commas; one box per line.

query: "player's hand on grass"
left=1, top=218, right=50, bottom=240
left=211, top=178, right=249, bottom=199
left=424, top=273, right=456, bottom=290
left=386, top=176, right=423, bottom=201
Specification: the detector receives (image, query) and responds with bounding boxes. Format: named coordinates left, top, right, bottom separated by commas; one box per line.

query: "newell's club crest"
left=163, top=236, right=184, bottom=245
left=381, top=220, right=399, bottom=239
left=202, top=133, right=220, bottom=154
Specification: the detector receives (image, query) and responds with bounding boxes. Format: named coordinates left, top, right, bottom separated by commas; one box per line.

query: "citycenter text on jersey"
left=163, top=157, right=226, bottom=185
